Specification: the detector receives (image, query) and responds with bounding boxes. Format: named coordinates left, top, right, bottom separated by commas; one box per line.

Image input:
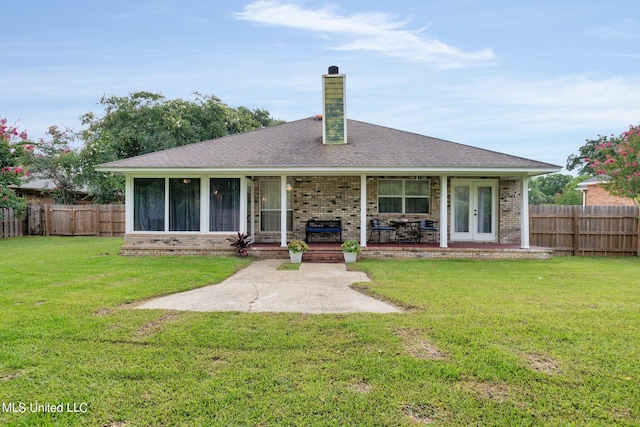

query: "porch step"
left=303, top=250, right=345, bottom=263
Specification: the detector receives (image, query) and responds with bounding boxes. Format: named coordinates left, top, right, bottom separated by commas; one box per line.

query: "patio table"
left=390, top=220, right=420, bottom=243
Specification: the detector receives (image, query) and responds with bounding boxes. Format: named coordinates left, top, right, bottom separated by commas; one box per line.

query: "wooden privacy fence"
left=1, top=208, right=22, bottom=238
left=5, top=204, right=640, bottom=257
left=44, top=204, right=125, bottom=237
left=2, top=204, right=123, bottom=238
left=530, top=205, right=639, bottom=256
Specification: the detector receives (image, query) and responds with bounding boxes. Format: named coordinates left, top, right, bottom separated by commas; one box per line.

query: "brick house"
left=97, top=67, right=560, bottom=256
left=577, top=176, right=637, bottom=207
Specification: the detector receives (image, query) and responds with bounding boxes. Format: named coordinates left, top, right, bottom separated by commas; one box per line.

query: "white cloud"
left=234, top=1, right=495, bottom=68
left=457, top=74, right=640, bottom=131
left=592, top=18, right=640, bottom=40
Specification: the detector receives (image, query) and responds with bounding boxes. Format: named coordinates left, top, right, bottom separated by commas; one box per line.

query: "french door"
left=451, top=180, right=497, bottom=242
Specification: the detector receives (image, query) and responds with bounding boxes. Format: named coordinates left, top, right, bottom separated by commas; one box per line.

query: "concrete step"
left=302, top=251, right=345, bottom=263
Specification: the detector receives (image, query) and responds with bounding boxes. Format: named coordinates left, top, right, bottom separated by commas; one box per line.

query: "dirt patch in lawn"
left=93, top=307, right=115, bottom=317
left=1, top=371, right=24, bottom=381
left=460, top=380, right=512, bottom=403
left=394, top=327, right=447, bottom=361
left=349, top=380, right=373, bottom=394
left=136, top=313, right=180, bottom=336
left=402, top=402, right=436, bottom=424
left=527, top=353, right=561, bottom=375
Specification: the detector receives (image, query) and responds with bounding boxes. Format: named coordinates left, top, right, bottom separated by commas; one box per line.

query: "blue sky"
left=2, top=0, right=639, bottom=171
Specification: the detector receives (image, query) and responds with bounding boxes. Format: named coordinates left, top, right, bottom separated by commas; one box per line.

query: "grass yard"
left=0, top=237, right=638, bottom=426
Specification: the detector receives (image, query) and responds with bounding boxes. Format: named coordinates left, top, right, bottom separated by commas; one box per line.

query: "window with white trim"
left=259, top=178, right=293, bottom=232
left=378, top=179, right=431, bottom=214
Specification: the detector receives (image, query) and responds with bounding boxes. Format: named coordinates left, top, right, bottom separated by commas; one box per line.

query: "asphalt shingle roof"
left=97, top=117, right=560, bottom=171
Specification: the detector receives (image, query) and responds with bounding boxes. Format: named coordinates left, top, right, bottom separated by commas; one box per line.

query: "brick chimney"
left=322, top=66, right=347, bottom=144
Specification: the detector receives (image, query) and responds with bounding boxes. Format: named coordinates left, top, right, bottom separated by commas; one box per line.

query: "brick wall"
left=292, top=176, right=360, bottom=241
left=584, top=184, right=636, bottom=207
left=122, top=233, right=231, bottom=256
left=252, top=175, right=443, bottom=244
left=499, top=179, right=522, bottom=244
left=365, top=176, right=442, bottom=243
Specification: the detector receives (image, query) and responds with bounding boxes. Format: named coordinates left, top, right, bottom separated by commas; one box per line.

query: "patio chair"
left=418, top=219, right=438, bottom=244
left=369, top=218, right=394, bottom=242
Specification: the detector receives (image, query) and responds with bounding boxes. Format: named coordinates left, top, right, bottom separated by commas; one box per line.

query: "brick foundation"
left=122, top=233, right=233, bottom=256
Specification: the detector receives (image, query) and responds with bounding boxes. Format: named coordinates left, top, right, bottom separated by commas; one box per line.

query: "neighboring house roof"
left=9, top=178, right=55, bottom=191
left=97, top=117, right=560, bottom=176
left=576, top=175, right=609, bottom=189
left=10, top=178, right=89, bottom=194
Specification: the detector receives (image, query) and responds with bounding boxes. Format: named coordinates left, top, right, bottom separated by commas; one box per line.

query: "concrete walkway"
left=136, top=259, right=402, bottom=314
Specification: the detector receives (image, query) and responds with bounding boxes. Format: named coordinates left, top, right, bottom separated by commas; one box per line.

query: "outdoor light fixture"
left=182, top=178, right=191, bottom=184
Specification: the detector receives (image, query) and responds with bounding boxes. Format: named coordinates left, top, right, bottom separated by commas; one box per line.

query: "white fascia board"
left=96, top=166, right=561, bottom=176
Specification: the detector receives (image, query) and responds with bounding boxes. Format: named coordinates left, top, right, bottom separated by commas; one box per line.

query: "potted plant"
left=226, top=232, right=254, bottom=257
left=341, top=240, right=361, bottom=263
left=287, top=239, right=308, bottom=263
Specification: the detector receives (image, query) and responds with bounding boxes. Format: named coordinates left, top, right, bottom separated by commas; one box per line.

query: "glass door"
left=473, top=183, right=495, bottom=240
left=451, top=180, right=497, bottom=241
left=453, top=184, right=471, bottom=239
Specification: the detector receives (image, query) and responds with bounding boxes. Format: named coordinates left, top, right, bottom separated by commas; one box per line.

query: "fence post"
left=573, top=206, right=580, bottom=256
left=45, top=204, right=51, bottom=236
left=109, top=204, right=115, bottom=237
left=637, top=212, right=640, bottom=257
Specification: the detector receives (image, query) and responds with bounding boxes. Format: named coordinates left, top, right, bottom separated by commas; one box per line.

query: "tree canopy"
left=528, top=174, right=583, bottom=205
left=79, top=91, right=284, bottom=203
left=566, top=133, right=623, bottom=176
left=26, top=126, right=84, bottom=205
left=588, top=124, right=640, bottom=205
left=0, top=118, right=32, bottom=216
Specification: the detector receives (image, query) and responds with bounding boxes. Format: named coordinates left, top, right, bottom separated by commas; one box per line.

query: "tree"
left=0, top=118, right=32, bottom=217
left=27, top=126, right=84, bottom=205
left=552, top=176, right=584, bottom=205
left=588, top=124, right=640, bottom=205
left=529, top=174, right=573, bottom=205
left=79, top=91, right=284, bottom=203
left=567, top=133, right=623, bottom=176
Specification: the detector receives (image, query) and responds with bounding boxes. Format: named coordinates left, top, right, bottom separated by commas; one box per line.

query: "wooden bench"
left=305, top=219, right=342, bottom=243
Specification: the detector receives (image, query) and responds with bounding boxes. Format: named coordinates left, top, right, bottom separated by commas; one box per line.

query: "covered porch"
left=120, top=173, right=538, bottom=257
left=248, top=173, right=533, bottom=250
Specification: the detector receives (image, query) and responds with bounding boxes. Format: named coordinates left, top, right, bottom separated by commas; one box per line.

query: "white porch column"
left=201, top=177, right=210, bottom=233
left=280, top=175, right=288, bottom=247
left=125, top=175, right=134, bottom=233
left=439, top=175, right=448, bottom=248
left=360, top=174, right=367, bottom=247
left=239, top=176, right=247, bottom=234
left=521, top=176, right=530, bottom=248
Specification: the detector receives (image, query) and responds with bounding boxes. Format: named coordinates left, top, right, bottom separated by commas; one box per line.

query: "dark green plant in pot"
left=227, top=232, right=254, bottom=257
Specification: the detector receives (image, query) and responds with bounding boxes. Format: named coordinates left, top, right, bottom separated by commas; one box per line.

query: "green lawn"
left=1, top=237, right=638, bottom=426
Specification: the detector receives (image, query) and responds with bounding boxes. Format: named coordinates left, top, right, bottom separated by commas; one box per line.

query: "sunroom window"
left=210, top=178, right=240, bottom=231
left=169, top=178, right=200, bottom=231
left=134, top=178, right=165, bottom=231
